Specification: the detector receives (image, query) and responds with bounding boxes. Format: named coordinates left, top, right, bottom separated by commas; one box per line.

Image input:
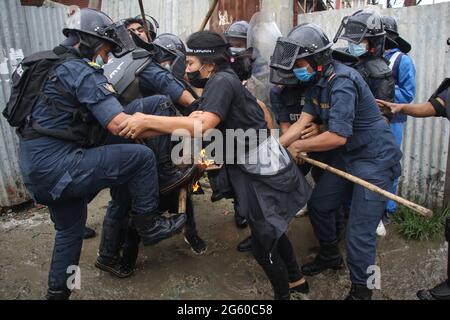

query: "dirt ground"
left=0, top=181, right=447, bottom=300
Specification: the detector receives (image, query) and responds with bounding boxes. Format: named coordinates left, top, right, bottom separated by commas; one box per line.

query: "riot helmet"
left=63, top=8, right=135, bottom=58
left=381, top=15, right=411, bottom=53
left=334, top=9, right=386, bottom=57
left=270, top=23, right=333, bottom=74
left=224, top=20, right=249, bottom=48
left=153, top=33, right=187, bottom=79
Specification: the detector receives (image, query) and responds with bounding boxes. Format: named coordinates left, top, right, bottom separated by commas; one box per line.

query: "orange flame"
left=198, top=149, right=214, bottom=169
left=192, top=180, right=200, bottom=192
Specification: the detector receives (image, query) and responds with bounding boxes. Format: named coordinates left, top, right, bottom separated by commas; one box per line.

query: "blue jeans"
left=386, top=122, right=405, bottom=214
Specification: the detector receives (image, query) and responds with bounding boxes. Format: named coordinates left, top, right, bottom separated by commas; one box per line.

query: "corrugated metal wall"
left=101, top=0, right=211, bottom=41
left=0, top=0, right=68, bottom=207
left=1, top=0, right=448, bottom=208
left=298, top=4, right=450, bottom=208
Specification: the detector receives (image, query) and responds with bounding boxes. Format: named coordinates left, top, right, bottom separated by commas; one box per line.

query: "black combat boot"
left=131, top=211, right=187, bottom=246
left=119, top=225, right=141, bottom=276
left=158, top=155, right=199, bottom=195
left=237, top=236, right=252, bottom=252
left=45, top=289, right=71, bottom=300
left=417, top=217, right=450, bottom=300
left=301, top=241, right=344, bottom=276
left=95, top=217, right=133, bottom=278
left=184, top=234, right=207, bottom=254
left=345, top=284, right=373, bottom=300
left=417, top=280, right=450, bottom=300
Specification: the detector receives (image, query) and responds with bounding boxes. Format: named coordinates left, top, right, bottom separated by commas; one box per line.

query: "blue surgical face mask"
left=95, top=54, right=106, bottom=67
left=293, top=67, right=316, bottom=82
left=348, top=42, right=367, bottom=57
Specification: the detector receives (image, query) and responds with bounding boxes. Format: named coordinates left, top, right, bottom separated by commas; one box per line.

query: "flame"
left=192, top=180, right=200, bottom=192
left=198, top=149, right=214, bottom=169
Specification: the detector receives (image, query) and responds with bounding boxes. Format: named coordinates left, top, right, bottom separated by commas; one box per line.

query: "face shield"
left=104, top=21, right=137, bottom=57
left=333, top=16, right=369, bottom=44
left=153, top=43, right=186, bottom=80
left=269, top=68, right=299, bottom=86
left=270, top=37, right=318, bottom=71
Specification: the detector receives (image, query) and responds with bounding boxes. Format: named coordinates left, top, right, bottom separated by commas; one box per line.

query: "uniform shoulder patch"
left=87, top=61, right=101, bottom=69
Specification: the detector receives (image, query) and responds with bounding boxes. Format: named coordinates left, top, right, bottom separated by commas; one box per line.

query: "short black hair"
left=124, top=18, right=144, bottom=28
left=186, top=30, right=230, bottom=71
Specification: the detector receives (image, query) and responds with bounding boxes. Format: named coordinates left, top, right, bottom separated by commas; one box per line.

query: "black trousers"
left=251, top=233, right=303, bottom=299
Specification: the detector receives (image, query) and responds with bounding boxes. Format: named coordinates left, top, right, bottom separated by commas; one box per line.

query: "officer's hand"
left=301, top=122, right=320, bottom=139
left=287, top=141, right=304, bottom=164
left=376, top=99, right=403, bottom=115
left=119, top=112, right=148, bottom=139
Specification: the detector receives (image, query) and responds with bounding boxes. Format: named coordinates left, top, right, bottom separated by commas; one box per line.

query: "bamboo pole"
left=138, top=0, right=151, bottom=42
left=178, top=186, right=188, bottom=214
left=299, top=154, right=433, bottom=217
left=199, top=0, right=219, bottom=31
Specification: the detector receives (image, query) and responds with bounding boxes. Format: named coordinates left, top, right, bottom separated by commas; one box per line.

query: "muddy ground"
left=0, top=181, right=447, bottom=300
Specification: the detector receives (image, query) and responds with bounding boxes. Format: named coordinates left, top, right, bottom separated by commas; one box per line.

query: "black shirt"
left=436, top=87, right=450, bottom=120
left=199, top=68, right=268, bottom=162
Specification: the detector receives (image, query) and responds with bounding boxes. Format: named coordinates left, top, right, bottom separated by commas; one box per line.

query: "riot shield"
left=247, top=11, right=282, bottom=88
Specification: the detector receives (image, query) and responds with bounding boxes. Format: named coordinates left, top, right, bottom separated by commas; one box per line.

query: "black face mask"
left=186, top=69, right=209, bottom=88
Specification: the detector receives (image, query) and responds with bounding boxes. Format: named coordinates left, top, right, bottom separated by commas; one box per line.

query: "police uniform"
left=139, top=61, right=186, bottom=104
left=354, top=57, right=395, bottom=103
left=303, top=61, right=402, bottom=286
left=20, top=52, right=163, bottom=291
left=198, top=67, right=311, bottom=299
left=270, top=86, right=305, bottom=124
left=19, top=52, right=160, bottom=293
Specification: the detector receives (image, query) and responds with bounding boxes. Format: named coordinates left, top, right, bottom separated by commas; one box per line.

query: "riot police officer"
left=153, top=33, right=188, bottom=80
left=335, top=10, right=395, bottom=120
left=6, top=8, right=188, bottom=300
left=224, top=20, right=270, bottom=107
left=124, top=18, right=197, bottom=109
left=95, top=26, right=204, bottom=274
left=273, top=23, right=402, bottom=300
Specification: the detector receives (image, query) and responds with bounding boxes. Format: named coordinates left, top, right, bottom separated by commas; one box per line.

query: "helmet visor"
left=336, top=17, right=368, bottom=44
left=105, top=21, right=137, bottom=57
left=269, top=68, right=299, bottom=86
left=270, top=37, right=301, bottom=70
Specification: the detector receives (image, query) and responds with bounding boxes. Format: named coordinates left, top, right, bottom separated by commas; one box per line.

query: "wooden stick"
left=178, top=186, right=188, bottom=214
left=138, top=0, right=151, bottom=42
left=199, top=0, right=219, bottom=31
left=299, top=154, right=433, bottom=217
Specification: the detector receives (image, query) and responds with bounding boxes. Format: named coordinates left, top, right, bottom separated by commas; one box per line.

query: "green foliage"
left=392, top=205, right=450, bottom=241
